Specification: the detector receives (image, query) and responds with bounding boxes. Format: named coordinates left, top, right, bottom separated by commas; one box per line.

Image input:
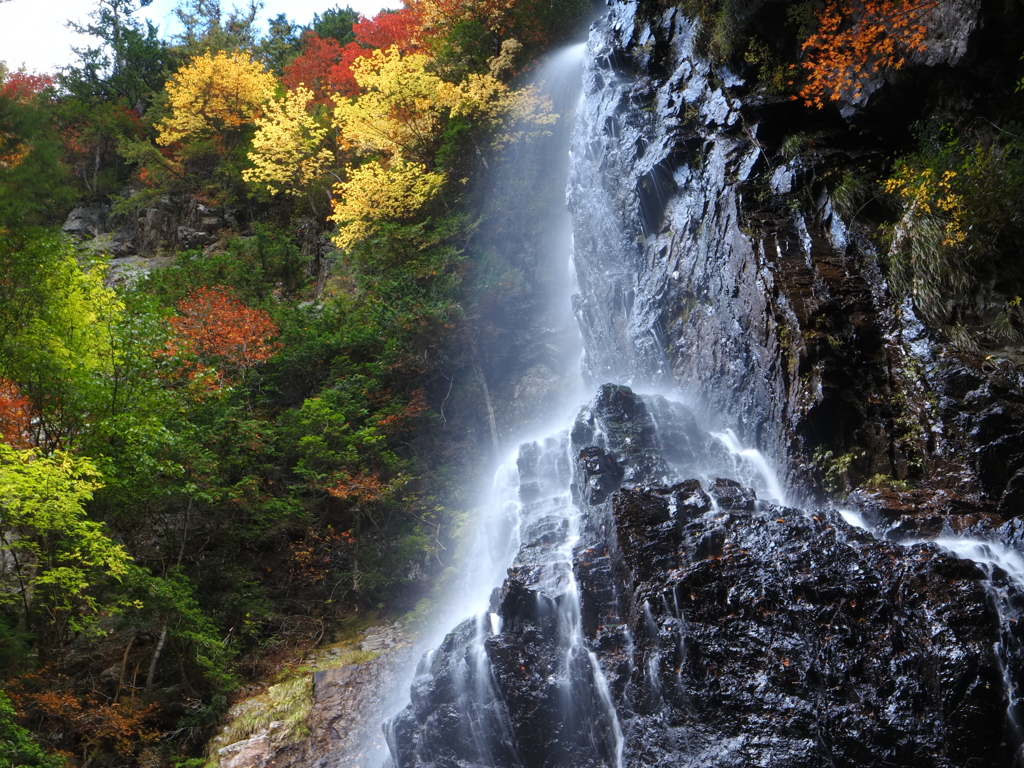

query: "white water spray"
left=711, top=429, right=789, bottom=507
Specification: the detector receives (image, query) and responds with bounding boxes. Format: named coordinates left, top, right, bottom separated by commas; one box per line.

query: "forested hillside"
left=0, top=2, right=587, bottom=764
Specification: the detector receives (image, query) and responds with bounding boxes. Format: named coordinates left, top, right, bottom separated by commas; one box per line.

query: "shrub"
left=884, top=125, right=1024, bottom=343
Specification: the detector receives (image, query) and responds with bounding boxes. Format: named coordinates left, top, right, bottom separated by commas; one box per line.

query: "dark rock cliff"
left=567, top=0, right=1024, bottom=513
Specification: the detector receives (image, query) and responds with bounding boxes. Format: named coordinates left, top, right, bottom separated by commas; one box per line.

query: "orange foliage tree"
left=0, top=378, right=35, bottom=448
left=797, top=0, right=938, bottom=107
left=160, top=285, right=281, bottom=386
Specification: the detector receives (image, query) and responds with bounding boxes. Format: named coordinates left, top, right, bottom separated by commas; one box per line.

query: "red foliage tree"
left=350, top=8, right=423, bottom=51
left=283, top=9, right=424, bottom=103
left=282, top=32, right=347, bottom=103
left=0, top=377, right=35, bottom=447
left=160, top=286, right=281, bottom=387
left=1, top=72, right=54, bottom=103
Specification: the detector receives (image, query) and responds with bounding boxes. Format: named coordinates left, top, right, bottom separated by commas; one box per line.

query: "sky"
left=0, top=0, right=401, bottom=74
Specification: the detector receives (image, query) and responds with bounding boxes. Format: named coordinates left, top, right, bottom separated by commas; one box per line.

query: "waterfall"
left=384, top=30, right=792, bottom=766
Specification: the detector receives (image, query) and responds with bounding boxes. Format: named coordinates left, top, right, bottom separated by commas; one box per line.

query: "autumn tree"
left=330, top=159, right=447, bottom=250
left=149, top=48, right=276, bottom=196
left=283, top=9, right=423, bottom=103
left=405, top=0, right=588, bottom=75
left=1, top=72, right=54, bottom=103
left=0, top=378, right=35, bottom=448
left=156, top=50, right=276, bottom=148
left=243, top=85, right=335, bottom=199
left=160, top=285, right=281, bottom=387
left=333, top=49, right=445, bottom=162
left=0, top=691, right=62, bottom=768
left=282, top=32, right=345, bottom=102
left=797, top=0, right=939, bottom=107
left=351, top=8, right=423, bottom=51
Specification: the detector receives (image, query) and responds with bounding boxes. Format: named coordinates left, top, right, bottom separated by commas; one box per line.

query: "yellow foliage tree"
left=333, top=48, right=447, bottom=164
left=441, top=72, right=555, bottom=150
left=329, top=159, right=446, bottom=250
left=333, top=45, right=554, bottom=164
left=328, top=46, right=554, bottom=251
left=156, top=50, right=277, bottom=147
left=243, top=86, right=336, bottom=196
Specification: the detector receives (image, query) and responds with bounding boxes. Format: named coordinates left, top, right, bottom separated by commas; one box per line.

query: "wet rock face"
left=606, top=490, right=1016, bottom=767
left=569, top=1, right=857, bottom=489
left=386, top=386, right=1024, bottom=767
left=566, top=0, right=1024, bottom=510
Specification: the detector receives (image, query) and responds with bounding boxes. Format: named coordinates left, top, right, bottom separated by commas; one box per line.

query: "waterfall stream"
left=384, top=34, right=793, bottom=767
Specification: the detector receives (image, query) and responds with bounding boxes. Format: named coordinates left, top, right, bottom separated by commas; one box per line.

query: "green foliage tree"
left=310, top=5, right=359, bottom=45
left=0, top=80, right=72, bottom=228
left=0, top=446, right=129, bottom=649
left=259, top=13, right=302, bottom=75
left=63, top=0, right=172, bottom=113
left=57, top=1, right=172, bottom=198
left=172, top=0, right=262, bottom=54
left=0, top=234, right=124, bottom=453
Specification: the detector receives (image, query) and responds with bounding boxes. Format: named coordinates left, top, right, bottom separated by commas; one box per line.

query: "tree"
left=0, top=378, right=35, bottom=449
left=334, top=46, right=553, bottom=165
left=281, top=32, right=348, bottom=103
left=156, top=50, right=276, bottom=148
left=172, top=0, right=262, bottom=54
left=330, top=159, right=446, bottom=250
left=259, top=13, right=302, bottom=75
left=283, top=10, right=423, bottom=103
left=333, top=48, right=448, bottom=163
left=350, top=8, right=423, bottom=51
left=797, top=0, right=938, bottom=107
left=0, top=691, right=62, bottom=768
left=243, top=85, right=336, bottom=197
left=160, top=285, right=282, bottom=387
left=62, top=0, right=171, bottom=113
left=406, top=0, right=588, bottom=75
left=0, top=234, right=124, bottom=452
left=0, top=446, right=129, bottom=648
left=311, top=5, right=359, bottom=44
left=0, top=73, right=71, bottom=226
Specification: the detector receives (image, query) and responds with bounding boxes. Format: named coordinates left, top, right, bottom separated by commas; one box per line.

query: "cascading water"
left=382, top=3, right=1024, bottom=767
left=383, top=15, right=813, bottom=765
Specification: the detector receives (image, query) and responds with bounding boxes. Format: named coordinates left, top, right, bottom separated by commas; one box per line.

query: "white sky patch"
left=0, top=0, right=401, bottom=75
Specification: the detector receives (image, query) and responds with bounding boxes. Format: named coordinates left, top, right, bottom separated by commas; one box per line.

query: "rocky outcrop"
left=385, top=385, right=1024, bottom=767
left=209, top=628, right=417, bottom=768
left=62, top=196, right=232, bottom=262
